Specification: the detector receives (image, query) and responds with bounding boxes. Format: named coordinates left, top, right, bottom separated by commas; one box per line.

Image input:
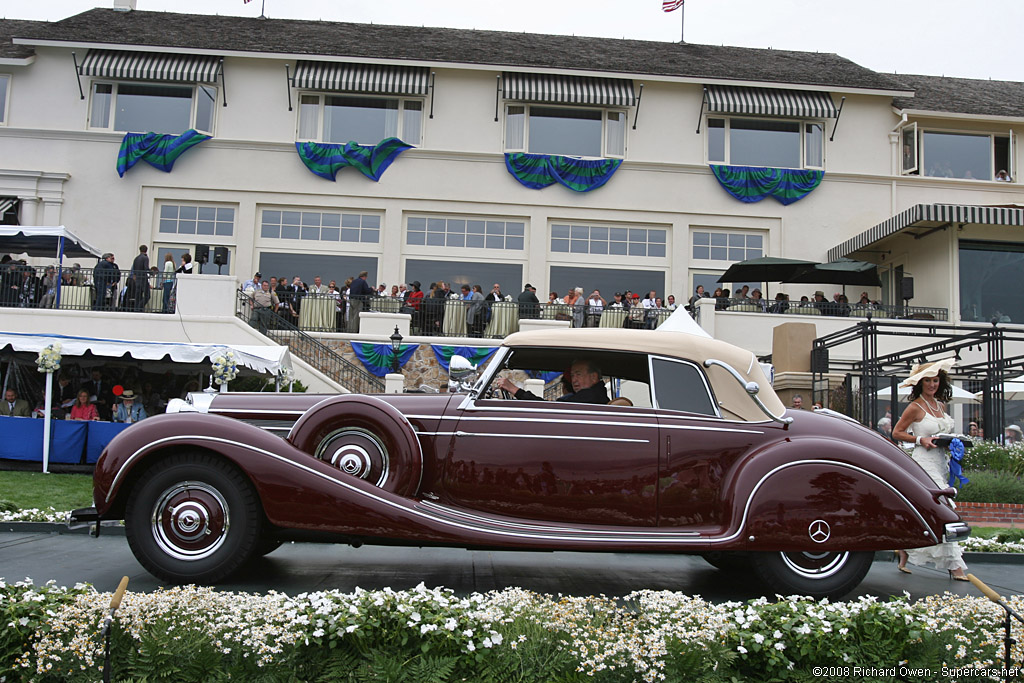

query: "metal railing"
left=707, top=297, right=948, bottom=321
left=235, top=291, right=384, bottom=394
left=0, top=263, right=177, bottom=313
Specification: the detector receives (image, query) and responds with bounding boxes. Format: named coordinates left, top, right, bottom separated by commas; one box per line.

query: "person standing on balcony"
left=517, top=283, right=539, bottom=319
left=309, top=275, right=328, bottom=295
left=347, top=270, right=374, bottom=331
left=130, top=245, right=150, bottom=311
left=93, top=253, right=119, bottom=311
left=160, top=253, right=175, bottom=313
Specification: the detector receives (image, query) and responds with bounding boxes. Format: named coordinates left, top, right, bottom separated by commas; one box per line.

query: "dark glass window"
left=651, top=358, right=717, bottom=415
left=959, top=240, right=1024, bottom=323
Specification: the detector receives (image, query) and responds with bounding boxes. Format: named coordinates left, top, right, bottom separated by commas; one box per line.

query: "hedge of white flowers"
left=2, top=578, right=1022, bottom=682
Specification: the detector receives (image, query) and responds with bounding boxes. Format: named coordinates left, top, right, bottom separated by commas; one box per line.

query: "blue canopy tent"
left=0, top=226, right=104, bottom=307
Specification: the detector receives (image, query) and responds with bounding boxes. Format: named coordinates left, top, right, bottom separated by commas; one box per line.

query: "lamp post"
left=390, top=325, right=403, bottom=373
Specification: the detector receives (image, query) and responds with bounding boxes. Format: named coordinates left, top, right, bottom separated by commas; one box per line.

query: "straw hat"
left=899, top=357, right=956, bottom=388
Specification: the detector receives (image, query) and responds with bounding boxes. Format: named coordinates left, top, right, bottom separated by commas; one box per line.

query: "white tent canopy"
left=0, top=332, right=292, bottom=375
left=0, top=225, right=103, bottom=259
left=655, top=307, right=712, bottom=338
left=875, top=384, right=979, bottom=404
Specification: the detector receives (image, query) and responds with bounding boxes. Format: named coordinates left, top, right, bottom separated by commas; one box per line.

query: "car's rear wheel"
left=125, top=453, right=262, bottom=584
left=749, top=550, right=872, bottom=599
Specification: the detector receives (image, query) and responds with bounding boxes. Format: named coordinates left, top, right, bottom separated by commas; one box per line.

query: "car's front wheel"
left=749, top=550, right=873, bottom=599
left=125, top=453, right=262, bottom=584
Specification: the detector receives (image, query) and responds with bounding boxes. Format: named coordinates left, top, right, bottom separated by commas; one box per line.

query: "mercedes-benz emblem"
left=808, top=519, right=831, bottom=543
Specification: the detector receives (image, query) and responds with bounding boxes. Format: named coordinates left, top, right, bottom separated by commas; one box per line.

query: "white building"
left=1, top=2, right=1022, bottom=365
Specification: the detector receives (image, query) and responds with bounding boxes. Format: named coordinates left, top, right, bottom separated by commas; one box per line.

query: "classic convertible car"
left=74, top=328, right=968, bottom=598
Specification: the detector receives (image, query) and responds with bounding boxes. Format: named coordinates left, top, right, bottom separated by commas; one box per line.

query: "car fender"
left=720, top=436, right=958, bottom=551
left=288, top=394, right=423, bottom=497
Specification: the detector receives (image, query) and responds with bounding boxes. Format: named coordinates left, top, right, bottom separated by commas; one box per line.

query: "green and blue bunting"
left=296, top=137, right=413, bottom=181
left=505, top=153, right=622, bottom=192
left=430, top=345, right=499, bottom=373
left=116, top=129, right=211, bottom=177
left=350, top=343, right=418, bottom=377
left=710, top=165, right=824, bottom=205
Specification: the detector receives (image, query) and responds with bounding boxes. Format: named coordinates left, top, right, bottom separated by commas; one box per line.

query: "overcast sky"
left=5, top=0, right=1021, bottom=83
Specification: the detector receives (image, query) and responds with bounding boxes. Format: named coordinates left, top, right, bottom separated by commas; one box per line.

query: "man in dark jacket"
left=93, top=253, right=120, bottom=311
left=517, top=283, right=540, bottom=319
left=347, top=270, right=374, bottom=331
left=130, top=245, right=150, bottom=311
left=494, top=359, right=610, bottom=404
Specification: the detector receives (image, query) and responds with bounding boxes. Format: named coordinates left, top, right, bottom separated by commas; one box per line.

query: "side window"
left=651, top=357, right=717, bottom=416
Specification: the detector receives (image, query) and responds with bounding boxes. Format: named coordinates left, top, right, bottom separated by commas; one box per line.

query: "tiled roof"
left=892, top=74, right=1024, bottom=118
left=0, top=19, right=47, bottom=60
left=9, top=8, right=909, bottom=93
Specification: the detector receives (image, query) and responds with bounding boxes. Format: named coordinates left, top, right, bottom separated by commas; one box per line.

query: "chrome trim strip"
left=211, top=408, right=307, bottom=416
left=108, top=438, right=937, bottom=546
left=452, top=431, right=649, bottom=443
left=419, top=500, right=700, bottom=536
left=404, top=414, right=762, bottom=435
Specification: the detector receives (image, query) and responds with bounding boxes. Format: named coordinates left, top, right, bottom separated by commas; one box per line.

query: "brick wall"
left=956, top=502, right=1024, bottom=528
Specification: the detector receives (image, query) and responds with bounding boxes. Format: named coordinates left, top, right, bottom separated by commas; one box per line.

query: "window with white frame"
left=159, top=204, right=234, bottom=236
left=0, top=74, right=9, bottom=125
left=707, top=117, right=824, bottom=169
left=691, top=230, right=763, bottom=262
left=506, top=105, right=626, bottom=158
left=261, top=209, right=381, bottom=243
left=901, top=125, right=1015, bottom=182
left=551, top=223, right=666, bottom=257
left=406, top=216, right=525, bottom=250
left=89, top=82, right=216, bottom=135
left=297, top=94, right=422, bottom=145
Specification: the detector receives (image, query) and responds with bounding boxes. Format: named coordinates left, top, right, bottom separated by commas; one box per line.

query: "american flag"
left=663, top=0, right=684, bottom=11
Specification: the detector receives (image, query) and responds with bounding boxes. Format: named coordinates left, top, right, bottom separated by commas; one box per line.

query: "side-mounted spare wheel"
left=288, top=394, right=423, bottom=497
left=749, top=550, right=873, bottom=599
left=125, top=452, right=262, bottom=584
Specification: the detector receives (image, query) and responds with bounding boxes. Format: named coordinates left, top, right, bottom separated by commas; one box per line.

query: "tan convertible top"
left=501, top=328, right=784, bottom=421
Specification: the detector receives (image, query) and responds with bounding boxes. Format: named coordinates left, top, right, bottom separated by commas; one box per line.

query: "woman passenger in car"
left=493, top=359, right=610, bottom=404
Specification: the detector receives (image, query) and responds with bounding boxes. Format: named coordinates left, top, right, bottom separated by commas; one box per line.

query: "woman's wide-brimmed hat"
left=900, top=357, right=956, bottom=388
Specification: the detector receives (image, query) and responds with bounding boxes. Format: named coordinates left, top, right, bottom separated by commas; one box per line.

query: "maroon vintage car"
left=73, top=328, right=967, bottom=598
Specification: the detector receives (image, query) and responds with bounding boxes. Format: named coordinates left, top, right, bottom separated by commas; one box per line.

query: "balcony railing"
left=0, top=264, right=177, bottom=313
left=235, top=291, right=384, bottom=394
left=705, top=297, right=948, bottom=321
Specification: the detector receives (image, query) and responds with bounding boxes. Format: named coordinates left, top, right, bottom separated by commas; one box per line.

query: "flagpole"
left=680, top=0, right=685, bottom=43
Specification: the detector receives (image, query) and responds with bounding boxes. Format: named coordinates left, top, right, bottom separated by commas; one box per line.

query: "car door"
left=441, top=393, right=661, bottom=527
left=650, top=356, right=765, bottom=533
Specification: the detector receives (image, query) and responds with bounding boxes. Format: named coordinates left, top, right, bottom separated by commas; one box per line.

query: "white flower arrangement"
left=278, top=366, right=295, bottom=388
left=211, top=351, right=238, bottom=386
left=448, top=292, right=461, bottom=300
left=8, top=579, right=1021, bottom=682
left=35, top=343, right=62, bottom=374
left=503, top=295, right=513, bottom=302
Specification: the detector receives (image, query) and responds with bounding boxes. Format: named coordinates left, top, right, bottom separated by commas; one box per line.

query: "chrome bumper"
left=944, top=522, right=971, bottom=543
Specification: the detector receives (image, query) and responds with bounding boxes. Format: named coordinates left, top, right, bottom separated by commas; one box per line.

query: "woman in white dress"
left=891, top=358, right=968, bottom=580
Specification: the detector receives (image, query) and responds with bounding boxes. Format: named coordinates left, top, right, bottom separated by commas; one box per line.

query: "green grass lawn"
left=0, top=471, right=95, bottom=511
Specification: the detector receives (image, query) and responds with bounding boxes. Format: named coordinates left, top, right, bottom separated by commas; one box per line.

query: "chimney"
left=112, top=0, right=137, bottom=11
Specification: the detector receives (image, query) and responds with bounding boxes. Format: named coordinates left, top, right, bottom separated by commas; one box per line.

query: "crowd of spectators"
left=242, top=271, right=685, bottom=335
left=0, top=246, right=186, bottom=313
left=1, top=366, right=209, bottom=424
left=687, top=285, right=885, bottom=317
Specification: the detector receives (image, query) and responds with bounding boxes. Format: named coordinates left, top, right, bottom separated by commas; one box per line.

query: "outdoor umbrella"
left=718, top=256, right=820, bottom=285
left=974, top=375, right=1024, bottom=402
left=782, top=258, right=882, bottom=287
left=875, top=384, right=980, bottom=404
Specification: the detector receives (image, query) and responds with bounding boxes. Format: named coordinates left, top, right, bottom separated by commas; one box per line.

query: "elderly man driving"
left=494, top=359, right=610, bottom=404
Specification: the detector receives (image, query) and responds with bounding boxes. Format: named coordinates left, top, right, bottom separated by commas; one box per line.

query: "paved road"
left=2, top=530, right=1021, bottom=601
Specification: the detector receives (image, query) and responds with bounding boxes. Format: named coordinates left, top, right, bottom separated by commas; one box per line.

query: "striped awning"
left=0, top=198, right=16, bottom=216
left=829, top=204, right=1024, bottom=260
left=705, top=85, right=838, bottom=119
left=292, top=61, right=429, bottom=96
left=80, top=49, right=220, bottom=83
left=502, top=72, right=635, bottom=107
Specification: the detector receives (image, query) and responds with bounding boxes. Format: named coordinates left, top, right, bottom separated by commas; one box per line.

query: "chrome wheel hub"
left=151, top=482, right=229, bottom=561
